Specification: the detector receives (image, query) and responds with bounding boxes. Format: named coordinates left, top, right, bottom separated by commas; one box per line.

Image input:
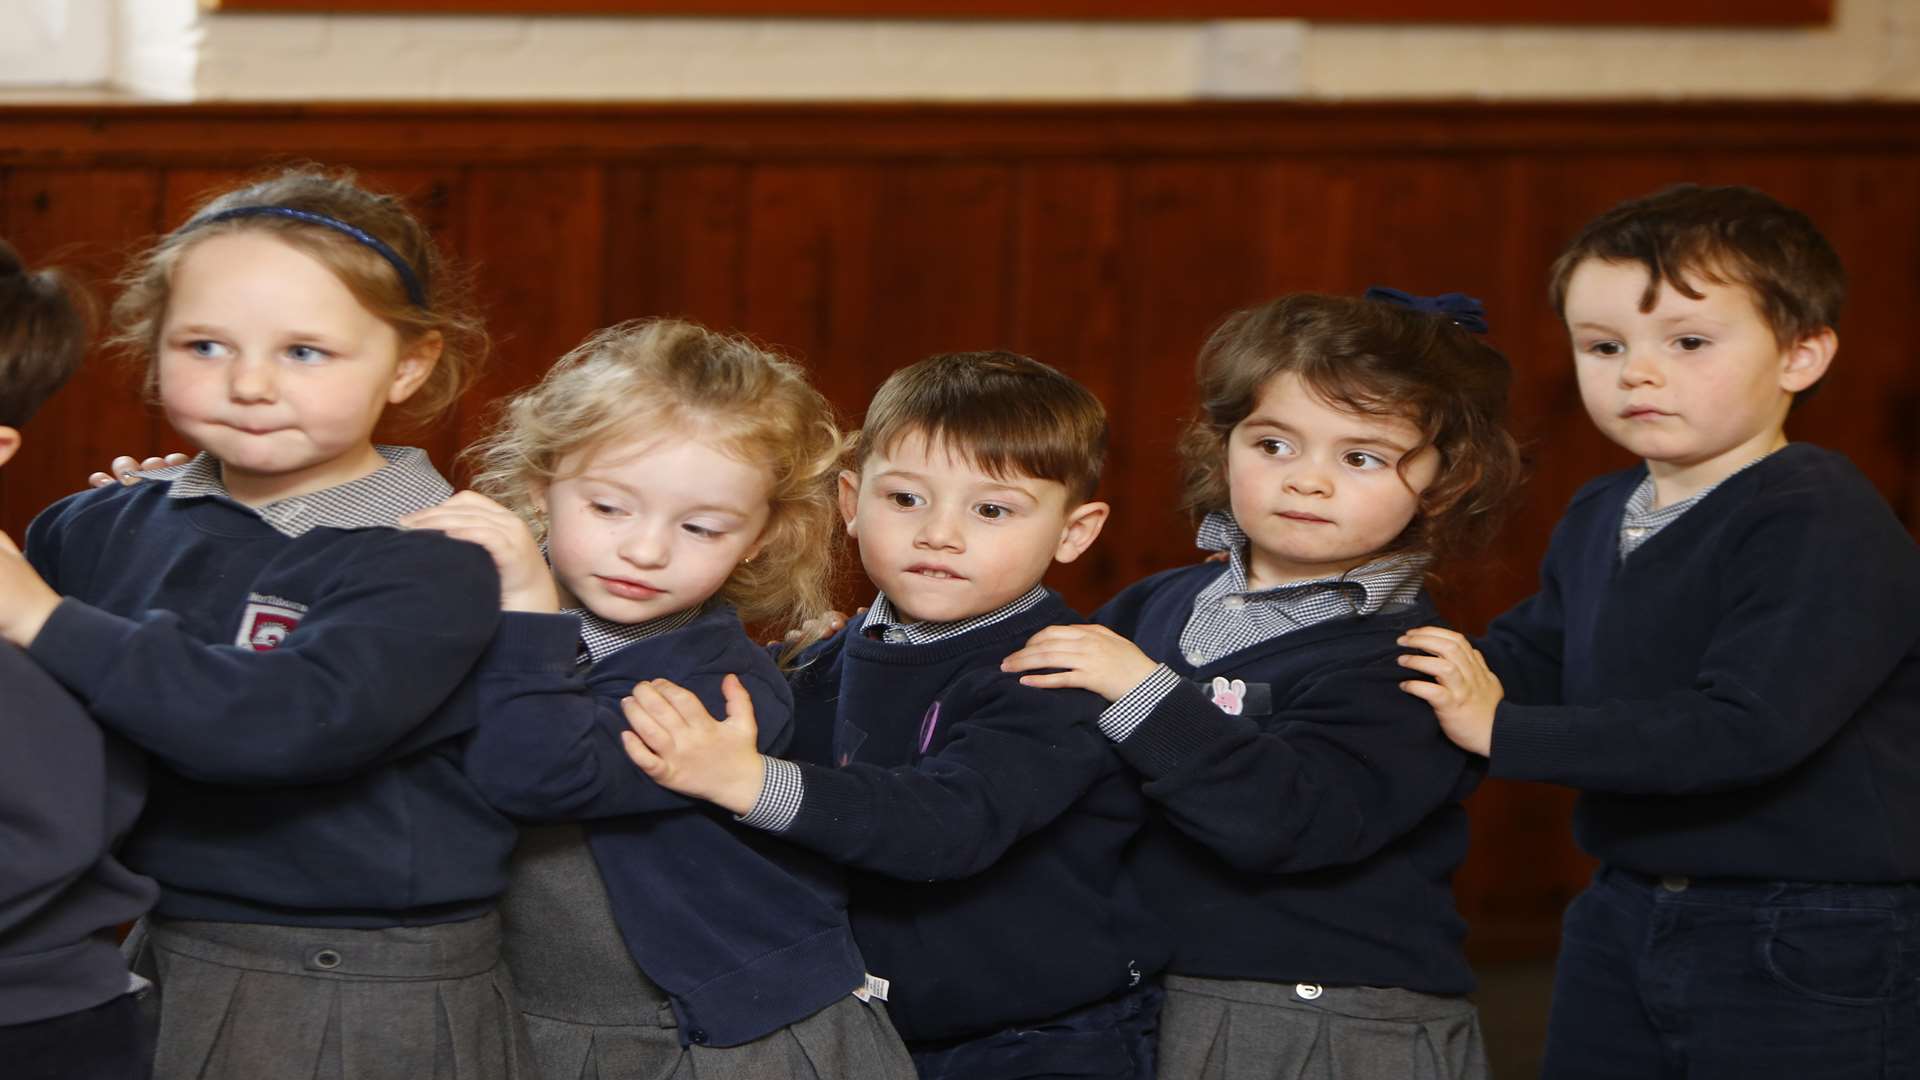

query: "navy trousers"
left=1542, top=866, right=1920, bottom=1079
left=909, top=983, right=1162, bottom=1080
left=0, top=992, right=152, bottom=1080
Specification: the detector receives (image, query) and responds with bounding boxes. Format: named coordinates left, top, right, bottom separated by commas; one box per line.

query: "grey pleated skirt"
left=125, top=909, right=535, bottom=1080
left=504, top=824, right=915, bottom=1080
left=1155, top=974, right=1488, bottom=1080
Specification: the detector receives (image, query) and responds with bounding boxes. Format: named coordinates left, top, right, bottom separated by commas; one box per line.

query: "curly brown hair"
left=466, top=319, right=844, bottom=662
left=1179, top=293, right=1524, bottom=566
left=109, top=165, right=486, bottom=428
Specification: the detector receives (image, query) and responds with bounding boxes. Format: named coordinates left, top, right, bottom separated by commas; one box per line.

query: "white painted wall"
left=1, top=0, right=1914, bottom=102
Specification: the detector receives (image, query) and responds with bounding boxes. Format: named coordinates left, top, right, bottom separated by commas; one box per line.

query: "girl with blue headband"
left=1004, top=290, right=1525, bottom=1080
left=0, top=168, right=532, bottom=1080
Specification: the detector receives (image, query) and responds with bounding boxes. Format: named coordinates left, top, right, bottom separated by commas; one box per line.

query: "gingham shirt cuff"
left=1098, top=664, right=1182, bottom=743
left=736, top=757, right=805, bottom=832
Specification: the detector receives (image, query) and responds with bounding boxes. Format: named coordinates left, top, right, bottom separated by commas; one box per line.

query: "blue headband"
left=1363, top=286, right=1488, bottom=334
left=186, top=206, right=428, bottom=309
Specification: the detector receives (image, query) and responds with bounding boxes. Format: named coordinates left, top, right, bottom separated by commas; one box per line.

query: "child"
left=1400, top=184, right=1920, bottom=1078
left=1, top=170, right=531, bottom=1080
left=401, top=319, right=915, bottom=1080
left=622, top=351, right=1169, bottom=1080
left=0, top=239, right=158, bottom=1079
left=1003, top=291, right=1524, bottom=1079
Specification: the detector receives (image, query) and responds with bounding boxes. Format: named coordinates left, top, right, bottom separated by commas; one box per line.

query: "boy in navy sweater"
left=624, top=352, right=1169, bottom=1080
left=1401, top=184, right=1920, bottom=1078
left=0, top=239, right=157, bottom=1078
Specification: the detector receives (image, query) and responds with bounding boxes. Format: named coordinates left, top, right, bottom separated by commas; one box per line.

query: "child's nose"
left=227, top=354, right=278, bottom=403
left=1619, top=351, right=1664, bottom=387
left=1283, top=459, right=1333, bottom=496
left=914, top=508, right=965, bottom=551
left=619, top=523, right=672, bottom=567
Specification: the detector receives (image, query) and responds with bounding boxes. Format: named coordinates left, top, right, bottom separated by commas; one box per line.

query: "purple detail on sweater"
left=918, top=701, right=942, bottom=754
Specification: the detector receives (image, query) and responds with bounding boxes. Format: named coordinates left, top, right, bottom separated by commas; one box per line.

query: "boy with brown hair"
left=1401, top=184, right=1920, bottom=1078
left=0, top=238, right=158, bottom=1078
left=623, top=351, right=1169, bottom=1080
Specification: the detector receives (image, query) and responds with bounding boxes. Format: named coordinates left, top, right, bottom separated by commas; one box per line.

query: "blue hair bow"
left=1363, top=286, right=1489, bottom=334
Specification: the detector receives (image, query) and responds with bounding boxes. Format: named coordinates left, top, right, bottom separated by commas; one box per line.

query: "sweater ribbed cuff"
left=1486, top=702, right=1582, bottom=782
left=1113, top=680, right=1239, bottom=780
left=27, top=598, right=141, bottom=704
left=481, top=611, right=581, bottom=674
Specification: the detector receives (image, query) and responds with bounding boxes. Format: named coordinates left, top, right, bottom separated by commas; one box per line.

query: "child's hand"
left=0, top=530, right=61, bottom=648
left=398, top=491, right=559, bottom=613
left=1001, top=624, right=1161, bottom=703
left=620, top=675, right=767, bottom=815
left=87, top=452, right=190, bottom=488
left=1397, top=627, right=1501, bottom=757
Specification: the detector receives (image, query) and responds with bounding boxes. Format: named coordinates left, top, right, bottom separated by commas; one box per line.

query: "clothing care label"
left=852, top=973, right=891, bottom=1003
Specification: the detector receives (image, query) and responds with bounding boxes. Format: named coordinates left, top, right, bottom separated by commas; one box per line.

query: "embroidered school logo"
left=235, top=593, right=309, bottom=652
left=1209, top=676, right=1248, bottom=716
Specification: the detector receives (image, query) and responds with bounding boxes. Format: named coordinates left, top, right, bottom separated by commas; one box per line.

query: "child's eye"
left=1674, top=336, right=1709, bottom=351
left=184, top=339, right=229, bottom=359
left=285, top=344, right=332, bottom=364
left=974, top=503, right=1011, bottom=521
left=1341, top=450, right=1388, bottom=470
left=682, top=523, right=723, bottom=540
left=1586, top=340, right=1624, bottom=357
left=1254, top=437, right=1293, bottom=457
left=886, top=492, right=924, bottom=509
left=588, top=501, right=625, bottom=517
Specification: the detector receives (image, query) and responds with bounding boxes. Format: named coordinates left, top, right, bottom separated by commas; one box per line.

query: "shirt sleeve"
left=754, top=678, right=1115, bottom=881
left=26, top=530, right=502, bottom=786
left=466, top=613, right=793, bottom=821
left=1491, top=494, right=1920, bottom=794
left=1109, top=642, right=1478, bottom=874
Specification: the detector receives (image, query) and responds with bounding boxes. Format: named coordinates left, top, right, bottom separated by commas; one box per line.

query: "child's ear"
left=836, top=469, right=861, bottom=537
left=1052, top=500, right=1110, bottom=565
left=0, top=426, right=19, bottom=469
left=388, top=330, right=444, bottom=405
left=1779, top=327, right=1837, bottom=394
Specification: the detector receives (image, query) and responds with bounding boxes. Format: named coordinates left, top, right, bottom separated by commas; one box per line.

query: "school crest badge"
left=236, top=593, right=309, bottom=652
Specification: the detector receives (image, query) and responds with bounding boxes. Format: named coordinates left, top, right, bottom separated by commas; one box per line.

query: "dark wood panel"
left=207, top=0, right=1832, bottom=26
left=0, top=169, right=166, bottom=534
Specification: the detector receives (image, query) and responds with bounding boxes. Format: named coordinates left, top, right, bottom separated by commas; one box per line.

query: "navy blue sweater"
left=24, top=481, right=514, bottom=926
left=779, top=591, right=1166, bottom=1044
left=0, top=645, right=156, bottom=1025
left=464, top=605, right=865, bottom=1048
left=1481, top=444, right=1920, bottom=881
left=1096, top=565, right=1479, bottom=994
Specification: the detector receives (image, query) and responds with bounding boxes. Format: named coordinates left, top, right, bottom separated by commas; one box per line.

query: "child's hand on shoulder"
left=398, top=491, right=559, bottom=613
left=86, top=452, right=190, bottom=488
left=621, top=675, right=768, bottom=815
left=0, top=530, right=60, bottom=648
left=1396, top=626, right=1501, bottom=757
left=1002, top=624, right=1161, bottom=703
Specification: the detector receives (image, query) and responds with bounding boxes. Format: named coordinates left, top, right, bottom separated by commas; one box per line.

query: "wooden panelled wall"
left=4, top=103, right=1918, bottom=958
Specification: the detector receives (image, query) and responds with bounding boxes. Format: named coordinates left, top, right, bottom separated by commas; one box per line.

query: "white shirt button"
left=1660, top=875, right=1690, bottom=893
left=1221, top=596, right=1247, bottom=611
left=1295, top=983, right=1323, bottom=1000
left=1185, top=650, right=1206, bottom=666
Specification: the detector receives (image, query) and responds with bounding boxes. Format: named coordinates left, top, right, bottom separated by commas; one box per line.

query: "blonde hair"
left=468, top=319, right=843, bottom=659
left=109, top=165, right=486, bottom=428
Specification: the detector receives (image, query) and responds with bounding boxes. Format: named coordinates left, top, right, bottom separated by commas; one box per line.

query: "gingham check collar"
left=569, top=604, right=705, bottom=664
left=148, top=445, right=452, bottom=538
left=1194, top=510, right=1429, bottom=614
left=1618, top=450, right=1775, bottom=559
left=860, top=584, right=1051, bottom=646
